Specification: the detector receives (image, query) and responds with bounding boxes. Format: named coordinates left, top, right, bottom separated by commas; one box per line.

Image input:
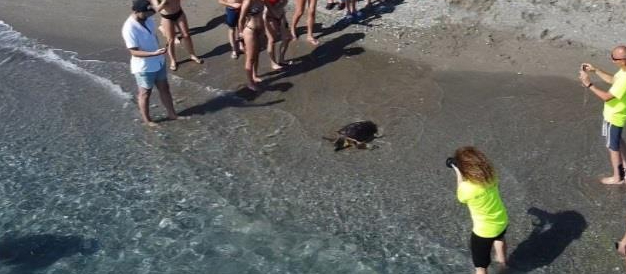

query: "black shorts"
left=470, top=229, right=506, bottom=268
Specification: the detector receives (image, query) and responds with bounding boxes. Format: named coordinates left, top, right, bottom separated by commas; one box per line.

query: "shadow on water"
left=507, top=208, right=587, bottom=272
left=178, top=86, right=287, bottom=116
left=262, top=32, right=365, bottom=83
left=189, top=14, right=226, bottom=36
left=0, top=234, right=99, bottom=274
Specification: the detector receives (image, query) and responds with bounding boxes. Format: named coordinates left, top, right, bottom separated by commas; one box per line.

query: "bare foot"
left=270, top=63, right=284, bottom=71
left=247, top=83, right=261, bottom=92
left=253, top=76, right=262, bottom=83
left=494, top=262, right=508, bottom=274
left=191, top=55, right=204, bottom=64
left=145, top=121, right=159, bottom=127
left=167, top=115, right=190, bottom=120
left=306, top=36, right=320, bottom=46
left=169, top=62, right=178, bottom=71
left=279, top=60, right=294, bottom=66
left=601, top=176, right=624, bottom=185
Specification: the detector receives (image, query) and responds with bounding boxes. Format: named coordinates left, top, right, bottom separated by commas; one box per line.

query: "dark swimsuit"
left=244, top=3, right=264, bottom=31
left=161, top=9, right=184, bottom=21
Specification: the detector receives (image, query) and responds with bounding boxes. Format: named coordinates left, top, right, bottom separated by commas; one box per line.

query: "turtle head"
left=334, top=137, right=350, bottom=151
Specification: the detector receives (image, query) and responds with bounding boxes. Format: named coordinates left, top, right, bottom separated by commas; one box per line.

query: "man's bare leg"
left=155, top=80, right=179, bottom=120
left=137, top=87, right=158, bottom=127
left=602, top=149, right=624, bottom=184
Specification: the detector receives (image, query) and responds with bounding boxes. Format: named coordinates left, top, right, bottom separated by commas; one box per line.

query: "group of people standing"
left=220, top=0, right=292, bottom=92
left=121, top=0, right=626, bottom=273
left=122, top=0, right=376, bottom=125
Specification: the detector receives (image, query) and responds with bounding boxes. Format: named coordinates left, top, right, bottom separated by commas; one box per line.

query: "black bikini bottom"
left=161, top=10, right=183, bottom=21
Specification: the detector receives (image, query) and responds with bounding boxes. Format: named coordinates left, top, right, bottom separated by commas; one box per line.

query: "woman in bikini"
left=149, top=0, right=203, bottom=71
left=238, top=0, right=265, bottom=91
left=264, top=0, right=292, bottom=71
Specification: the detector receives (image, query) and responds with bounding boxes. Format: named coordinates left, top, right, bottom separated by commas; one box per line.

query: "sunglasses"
left=611, top=53, right=626, bottom=61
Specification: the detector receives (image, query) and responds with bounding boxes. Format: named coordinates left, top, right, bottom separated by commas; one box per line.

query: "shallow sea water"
left=2, top=17, right=626, bottom=274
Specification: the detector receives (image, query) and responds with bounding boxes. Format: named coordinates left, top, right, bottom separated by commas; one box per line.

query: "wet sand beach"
left=2, top=0, right=626, bottom=273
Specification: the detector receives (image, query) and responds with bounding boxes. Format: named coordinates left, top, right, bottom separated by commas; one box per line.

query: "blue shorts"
left=134, top=65, right=167, bottom=90
left=602, top=120, right=623, bottom=151
left=225, top=7, right=240, bottom=28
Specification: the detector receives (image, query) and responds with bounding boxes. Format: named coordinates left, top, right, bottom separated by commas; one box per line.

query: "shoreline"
left=2, top=1, right=626, bottom=273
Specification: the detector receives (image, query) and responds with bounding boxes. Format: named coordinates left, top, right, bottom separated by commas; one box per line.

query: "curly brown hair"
left=454, top=146, right=496, bottom=185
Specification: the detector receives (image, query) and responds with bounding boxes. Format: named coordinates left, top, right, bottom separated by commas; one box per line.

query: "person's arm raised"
left=582, top=63, right=614, bottom=84
left=580, top=70, right=615, bottom=102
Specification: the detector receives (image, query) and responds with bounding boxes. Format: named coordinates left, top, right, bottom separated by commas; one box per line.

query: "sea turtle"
left=324, top=120, right=380, bottom=151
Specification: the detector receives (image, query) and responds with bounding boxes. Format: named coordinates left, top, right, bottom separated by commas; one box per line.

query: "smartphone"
left=615, top=241, right=619, bottom=250
left=446, top=157, right=456, bottom=168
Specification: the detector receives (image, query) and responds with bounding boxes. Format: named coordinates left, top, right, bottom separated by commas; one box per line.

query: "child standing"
left=219, top=0, right=245, bottom=59
left=448, top=147, right=509, bottom=274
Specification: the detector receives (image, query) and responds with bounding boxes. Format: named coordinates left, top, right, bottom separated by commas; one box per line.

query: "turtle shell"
left=337, top=121, right=378, bottom=142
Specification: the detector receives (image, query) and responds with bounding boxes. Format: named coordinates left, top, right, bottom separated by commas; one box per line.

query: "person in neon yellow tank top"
left=579, top=45, right=626, bottom=185
left=448, top=146, right=508, bottom=274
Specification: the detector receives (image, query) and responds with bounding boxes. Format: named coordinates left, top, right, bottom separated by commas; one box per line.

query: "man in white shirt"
left=122, top=0, right=180, bottom=127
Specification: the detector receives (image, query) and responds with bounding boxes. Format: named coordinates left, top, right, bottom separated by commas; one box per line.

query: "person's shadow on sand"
left=314, top=0, right=404, bottom=40
left=178, top=85, right=288, bottom=116
left=357, top=0, right=404, bottom=26
left=189, top=14, right=226, bottom=37
left=506, top=207, right=587, bottom=272
left=0, top=234, right=99, bottom=274
left=261, top=32, right=365, bottom=83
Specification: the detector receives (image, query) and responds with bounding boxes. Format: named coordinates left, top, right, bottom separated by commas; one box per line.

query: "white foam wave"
left=0, top=20, right=130, bottom=100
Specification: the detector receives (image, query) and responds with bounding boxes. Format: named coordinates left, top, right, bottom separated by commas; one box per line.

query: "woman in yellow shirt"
left=448, top=146, right=509, bottom=274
